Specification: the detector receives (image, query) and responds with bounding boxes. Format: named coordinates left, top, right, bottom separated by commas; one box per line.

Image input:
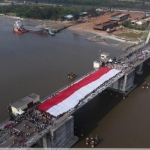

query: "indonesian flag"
left=38, top=67, right=120, bottom=117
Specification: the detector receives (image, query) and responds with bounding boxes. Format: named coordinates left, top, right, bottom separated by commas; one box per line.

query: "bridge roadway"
left=0, top=42, right=150, bottom=148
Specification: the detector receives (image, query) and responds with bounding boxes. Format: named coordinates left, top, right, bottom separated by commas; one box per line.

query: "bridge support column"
left=136, top=63, right=143, bottom=75
left=35, top=135, right=48, bottom=148
left=108, top=69, right=136, bottom=96
left=36, top=138, right=43, bottom=147
left=42, top=135, right=48, bottom=149
left=122, top=73, right=128, bottom=93
left=49, top=115, right=78, bottom=148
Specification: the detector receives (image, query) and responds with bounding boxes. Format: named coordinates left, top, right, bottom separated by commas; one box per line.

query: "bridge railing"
left=51, top=113, right=69, bottom=129
left=116, top=42, right=146, bottom=60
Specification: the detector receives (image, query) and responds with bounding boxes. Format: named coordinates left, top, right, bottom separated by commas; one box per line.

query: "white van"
left=101, top=53, right=110, bottom=62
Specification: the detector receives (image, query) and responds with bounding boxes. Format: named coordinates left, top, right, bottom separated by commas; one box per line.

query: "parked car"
left=4, top=122, right=14, bottom=129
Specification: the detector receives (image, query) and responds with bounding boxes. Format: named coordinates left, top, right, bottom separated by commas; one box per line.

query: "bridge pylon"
left=35, top=115, right=78, bottom=148
left=108, top=69, right=136, bottom=96
left=136, top=63, right=143, bottom=75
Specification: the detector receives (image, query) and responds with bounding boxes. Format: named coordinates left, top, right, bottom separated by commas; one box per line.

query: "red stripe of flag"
left=38, top=67, right=112, bottom=111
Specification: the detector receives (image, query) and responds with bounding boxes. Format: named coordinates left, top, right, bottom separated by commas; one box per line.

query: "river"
left=1, top=16, right=150, bottom=148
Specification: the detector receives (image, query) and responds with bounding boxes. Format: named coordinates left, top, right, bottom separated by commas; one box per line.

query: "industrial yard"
left=8, top=8, right=149, bottom=45
left=68, top=10, right=149, bottom=44
left=18, top=9, right=149, bottom=52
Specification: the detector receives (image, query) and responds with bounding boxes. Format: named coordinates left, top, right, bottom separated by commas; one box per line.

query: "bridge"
left=0, top=35, right=150, bottom=148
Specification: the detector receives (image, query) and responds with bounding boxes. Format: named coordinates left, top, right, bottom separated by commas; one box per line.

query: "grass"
left=140, top=31, right=149, bottom=41
left=6, top=12, right=17, bottom=16
left=117, top=32, right=143, bottom=39
left=117, top=30, right=149, bottom=40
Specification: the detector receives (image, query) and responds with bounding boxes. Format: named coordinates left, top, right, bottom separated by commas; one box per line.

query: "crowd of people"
left=86, top=135, right=99, bottom=148
left=1, top=103, right=54, bottom=148
left=142, top=81, right=150, bottom=89
left=104, top=48, right=150, bottom=72
left=71, top=47, right=150, bottom=115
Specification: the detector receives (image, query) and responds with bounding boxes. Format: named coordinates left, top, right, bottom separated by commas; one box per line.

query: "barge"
left=13, top=20, right=55, bottom=36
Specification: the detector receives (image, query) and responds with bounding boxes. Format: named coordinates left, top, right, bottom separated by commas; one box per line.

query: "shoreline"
left=1, top=14, right=139, bottom=44
left=68, top=26, right=139, bottom=44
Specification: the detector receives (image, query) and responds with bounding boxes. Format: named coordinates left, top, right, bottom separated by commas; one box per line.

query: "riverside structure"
left=0, top=33, right=150, bottom=148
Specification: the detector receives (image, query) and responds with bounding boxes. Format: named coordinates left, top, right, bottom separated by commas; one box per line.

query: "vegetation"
left=117, top=30, right=149, bottom=40
left=117, top=32, right=143, bottom=39
left=1, top=0, right=150, bottom=9
left=122, top=20, right=148, bottom=30
left=6, top=12, right=16, bottom=16
left=0, top=5, right=92, bottom=20
left=16, top=0, right=150, bottom=9
left=1, top=0, right=150, bottom=20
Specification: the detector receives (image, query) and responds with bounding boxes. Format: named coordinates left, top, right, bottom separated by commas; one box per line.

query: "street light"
left=99, top=49, right=101, bottom=59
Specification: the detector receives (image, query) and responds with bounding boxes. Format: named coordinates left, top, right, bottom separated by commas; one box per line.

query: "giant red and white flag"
left=38, top=67, right=120, bottom=117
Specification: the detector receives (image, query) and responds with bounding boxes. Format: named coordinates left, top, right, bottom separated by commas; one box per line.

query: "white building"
left=11, top=93, right=40, bottom=116
left=63, top=14, right=73, bottom=21
left=136, top=19, right=147, bottom=25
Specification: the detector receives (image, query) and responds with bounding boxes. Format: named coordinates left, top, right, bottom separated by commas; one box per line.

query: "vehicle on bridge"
left=93, top=52, right=111, bottom=69
left=4, top=122, right=15, bottom=129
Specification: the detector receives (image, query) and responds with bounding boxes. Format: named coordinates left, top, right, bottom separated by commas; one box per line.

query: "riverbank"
left=2, top=14, right=138, bottom=44
left=68, top=24, right=140, bottom=44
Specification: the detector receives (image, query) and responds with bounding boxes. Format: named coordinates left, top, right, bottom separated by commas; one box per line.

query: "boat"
left=26, top=27, right=48, bottom=34
left=13, top=28, right=22, bottom=34
left=48, top=29, right=55, bottom=36
left=68, top=72, right=76, bottom=79
left=13, top=20, right=56, bottom=35
left=13, top=20, right=28, bottom=34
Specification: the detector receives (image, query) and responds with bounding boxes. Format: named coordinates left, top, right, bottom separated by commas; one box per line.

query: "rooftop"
left=111, top=12, right=122, bottom=17
left=100, top=21, right=117, bottom=27
left=79, top=12, right=87, bottom=15
left=28, top=93, right=40, bottom=99
left=64, top=14, right=73, bottom=19
left=11, top=96, right=32, bottom=108
left=117, top=13, right=130, bottom=18
left=11, top=93, right=39, bottom=108
left=101, top=52, right=110, bottom=56
left=137, top=19, right=147, bottom=23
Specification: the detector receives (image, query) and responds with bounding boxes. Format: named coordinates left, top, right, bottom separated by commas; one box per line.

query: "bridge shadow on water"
left=73, top=89, right=123, bottom=138
left=73, top=58, right=150, bottom=144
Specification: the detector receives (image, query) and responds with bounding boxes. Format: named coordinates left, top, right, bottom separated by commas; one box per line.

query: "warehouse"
left=93, top=21, right=118, bottom=31
left=110, top=13, right=130, bottom=21
left=136, top=19, right=148, bottom=25
left=62, top=14, right=73, bottom=21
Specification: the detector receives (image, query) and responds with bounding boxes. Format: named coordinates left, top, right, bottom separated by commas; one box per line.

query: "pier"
left=0, top=37, right=150, bottom=148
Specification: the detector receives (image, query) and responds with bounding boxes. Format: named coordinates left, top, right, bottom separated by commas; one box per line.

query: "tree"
left=35, top=0, right=38, bottom=4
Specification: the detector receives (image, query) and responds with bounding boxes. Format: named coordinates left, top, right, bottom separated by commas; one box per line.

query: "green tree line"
left=19, top=0, right=150, bottom=9
left=0, top=5, right=91, bottom=20
left=122, top=20, right=147, bottom=30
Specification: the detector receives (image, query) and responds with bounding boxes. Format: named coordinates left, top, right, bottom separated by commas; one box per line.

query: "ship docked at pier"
left=13, top=20, right=28, bottom=34
left=13, top=20, right=55, bottom=36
